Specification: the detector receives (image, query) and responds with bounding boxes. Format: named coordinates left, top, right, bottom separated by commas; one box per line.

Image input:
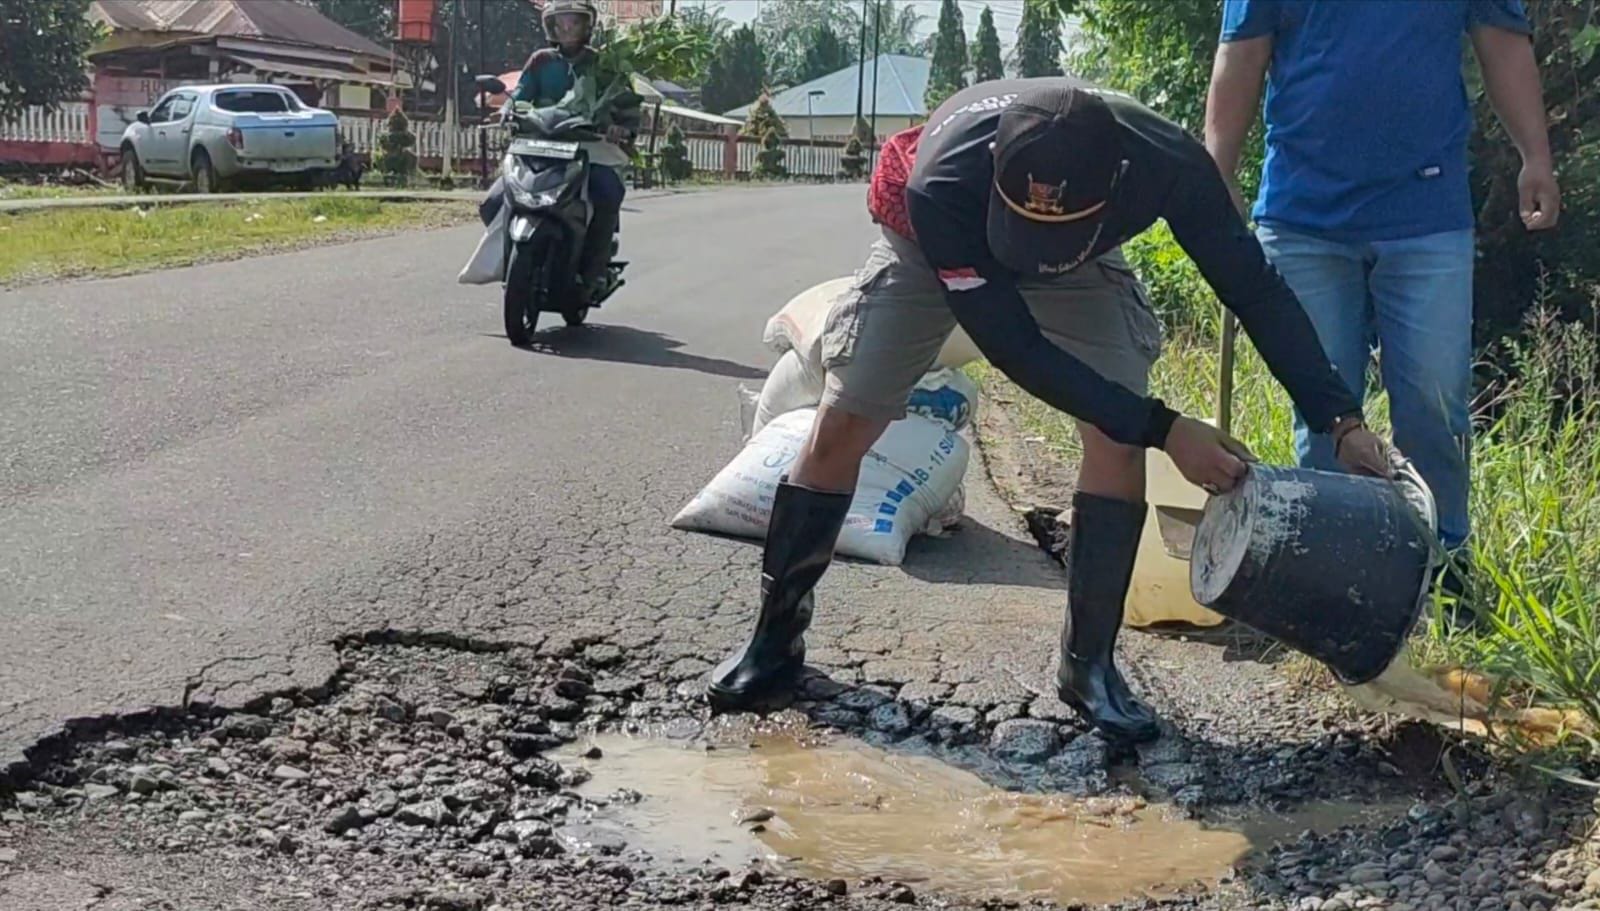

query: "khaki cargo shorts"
left=819, top=228, right=1163, bottom=421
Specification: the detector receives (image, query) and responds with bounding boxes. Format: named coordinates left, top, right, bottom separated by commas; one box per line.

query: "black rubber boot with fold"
left=1056, top=491, right=1163, bottom=743
left=708, top=479, right=851, bottom=713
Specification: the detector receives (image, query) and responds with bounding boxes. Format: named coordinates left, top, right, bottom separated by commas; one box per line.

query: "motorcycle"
left=477, top=75, right=628, bottom=346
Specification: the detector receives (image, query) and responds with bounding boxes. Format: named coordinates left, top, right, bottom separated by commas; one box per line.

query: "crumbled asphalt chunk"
left=868, top=702, right=912, bottom=736
left=836, top=687, right=893, bottom=713
left=988, top=719, right=1061, bottom=764
left=84, top=783, right=119, bottom=801
left=272, top=764, right=310, bottom=782
left=397, top=798, right=453, bottom=828
left=216, top=714, right=273, bottom=742
left=324, top=805, right=367, bottom=835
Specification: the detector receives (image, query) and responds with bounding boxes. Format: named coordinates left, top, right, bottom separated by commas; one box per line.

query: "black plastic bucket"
left=1188, top=463, right=1438, bottom=685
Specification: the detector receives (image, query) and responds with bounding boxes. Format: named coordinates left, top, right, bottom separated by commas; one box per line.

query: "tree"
left=308, top=0, right=392, bottom=43
left=925, top=0, right=969, bottom=110
left=756, top=128, right=788, bottom=179
left=800, top=23, right=853, bottom=84
left=972, top=6, right=1005, bottom=83
left=850, top=0, right=925, bottom=57
left=756, top=0, right=856, bottom=87
left=678, top=2, right=734, bottom=45
left=1055, top=0, right=1218, bottom=132
left=368, top=0, right=549, bottom=117
left=840, top=131, right=868, bottom=179
left=840, top=116, right=872, bottom=178
left=0, top=0, right=101, bottom=124
left=1017, top=0, right=1065, bottom=78
left=376, top=110, right=418, bottom=186
left=741, top=90, right=788, bottom=141
left=660, top=122, right=694, bottom=181
left=701, top=25, right=767, bottom=114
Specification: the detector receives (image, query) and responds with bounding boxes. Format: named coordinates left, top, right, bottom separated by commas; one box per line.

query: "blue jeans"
left=1256, top=223, right=1474, bottom=550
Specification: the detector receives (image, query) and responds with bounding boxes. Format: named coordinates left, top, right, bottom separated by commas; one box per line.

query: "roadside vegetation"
left=0, top=178, right=122, bottom=201
left=0, top=196, right=474, bottom=284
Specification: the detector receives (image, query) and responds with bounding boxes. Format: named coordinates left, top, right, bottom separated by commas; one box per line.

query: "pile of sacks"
left=670, top=278, right=984, bottom=566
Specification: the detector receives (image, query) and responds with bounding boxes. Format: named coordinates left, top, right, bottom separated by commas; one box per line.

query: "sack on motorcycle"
left=670, top=407, right=968, bottom=566
left=457, top=203, right=507, bottom=285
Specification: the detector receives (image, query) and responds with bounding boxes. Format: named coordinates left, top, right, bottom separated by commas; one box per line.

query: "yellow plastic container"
left=1125, top=438, right=1226, bottom=629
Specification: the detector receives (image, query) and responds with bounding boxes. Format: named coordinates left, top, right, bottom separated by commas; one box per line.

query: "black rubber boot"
left=1056, top=491, right=1162, bottom=744
left=708, top=479, right=850, bottom=712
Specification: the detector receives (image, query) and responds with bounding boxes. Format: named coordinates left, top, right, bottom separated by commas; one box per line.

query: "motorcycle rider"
left=706, top=78, right=1399, bottom=744
left=482, top=0, right=638, bottom=305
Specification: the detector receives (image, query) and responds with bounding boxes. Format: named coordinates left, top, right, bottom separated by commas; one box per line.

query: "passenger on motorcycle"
left=482, top=0, right=637, bottom=304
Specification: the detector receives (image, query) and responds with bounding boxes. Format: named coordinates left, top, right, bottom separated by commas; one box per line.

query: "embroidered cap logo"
left=1025, top=173, right=1070, bottom=217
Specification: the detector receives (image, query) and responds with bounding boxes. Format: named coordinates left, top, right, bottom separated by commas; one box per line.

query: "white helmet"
left=542, top=0, right=597, bottom=42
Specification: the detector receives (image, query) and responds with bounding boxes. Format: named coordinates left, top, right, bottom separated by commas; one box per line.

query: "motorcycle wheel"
left=503, top=235, right=554, bottom=347
left=562, top=307, right=589, bottom=327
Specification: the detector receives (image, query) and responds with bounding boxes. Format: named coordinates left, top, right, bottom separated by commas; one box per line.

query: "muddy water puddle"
left=554, top=733, right=1401, bottom=906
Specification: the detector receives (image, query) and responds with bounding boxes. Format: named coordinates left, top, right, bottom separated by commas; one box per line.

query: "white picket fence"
left=762, top=141, right=845, bottom=180
left=336, top=115, right=481, bottom=160
left=676, top=133, right=849, bottom=180
left=2, top=101, right=856, bottom=181
left=0, top=102, right=92, bottom=143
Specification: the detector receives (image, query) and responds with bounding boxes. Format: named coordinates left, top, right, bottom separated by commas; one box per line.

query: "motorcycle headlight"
left=507, top=158, right=572, bottom=209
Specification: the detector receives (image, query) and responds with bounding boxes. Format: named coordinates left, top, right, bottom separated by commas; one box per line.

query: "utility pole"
left=868, top=0, right=881, bottom=171
left=477, top=0, right=488, bottom=187
left=853, top=0, right=868, bottom=131
left=444, top=0, right=462, bottom=178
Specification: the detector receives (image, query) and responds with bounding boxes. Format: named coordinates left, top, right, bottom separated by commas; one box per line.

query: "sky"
left=671, top=0, right=1062, bottom=54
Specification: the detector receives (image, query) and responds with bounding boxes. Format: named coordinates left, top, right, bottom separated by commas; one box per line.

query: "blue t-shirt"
left=1220, top=0, right=1531, bottom=241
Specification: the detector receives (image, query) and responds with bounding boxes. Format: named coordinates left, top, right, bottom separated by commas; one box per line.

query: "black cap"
left=987, top=84, right=1124, bottom=275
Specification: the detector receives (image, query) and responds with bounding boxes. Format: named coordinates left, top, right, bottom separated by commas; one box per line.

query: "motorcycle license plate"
left=509, top=138, right=579, bottom=159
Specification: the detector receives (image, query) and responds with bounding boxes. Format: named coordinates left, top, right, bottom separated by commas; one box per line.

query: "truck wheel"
left=121, top=147, right=146, bottom=192
left=191, top=149, right=221, bottom=194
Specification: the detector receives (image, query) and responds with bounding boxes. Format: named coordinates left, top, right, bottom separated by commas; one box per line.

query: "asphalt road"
left=0, top=184, right=1075, bottom=778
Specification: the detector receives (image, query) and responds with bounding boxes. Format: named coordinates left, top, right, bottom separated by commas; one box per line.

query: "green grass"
left=1428, top=314, right=1600, bottom=758
left=0, top=181, right=123, bottom=201
left=0, top=196, right=472, bottom=284
left=971, top=306, right=1600, bottom=761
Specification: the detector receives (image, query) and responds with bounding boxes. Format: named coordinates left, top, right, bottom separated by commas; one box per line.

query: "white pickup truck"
left=118, top=84, right=339, bottom=193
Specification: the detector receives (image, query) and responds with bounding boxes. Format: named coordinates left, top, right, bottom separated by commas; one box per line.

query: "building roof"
left=658, top=103, right=739, bottom=127
left=725, top=55, right=931, bottom=120
left=90, top=0, right=390, bottom=58
left=650, top=79, right=692, bottom=97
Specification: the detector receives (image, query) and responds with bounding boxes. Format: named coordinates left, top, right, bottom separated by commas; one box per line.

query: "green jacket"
left=510, top=45, right=642, bottom=133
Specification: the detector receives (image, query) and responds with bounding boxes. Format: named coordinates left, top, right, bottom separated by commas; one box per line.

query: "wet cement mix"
left=3, top=639, right=1599, bottom=911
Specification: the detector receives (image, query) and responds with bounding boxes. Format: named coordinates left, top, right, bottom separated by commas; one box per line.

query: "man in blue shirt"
left=1205, top=0, right=1559, bottom=617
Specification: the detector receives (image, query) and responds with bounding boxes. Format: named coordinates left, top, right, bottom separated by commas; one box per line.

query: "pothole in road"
left=6, top=639, right=1588, bottom=911
left=552, top=732, right=1407, bottom=906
